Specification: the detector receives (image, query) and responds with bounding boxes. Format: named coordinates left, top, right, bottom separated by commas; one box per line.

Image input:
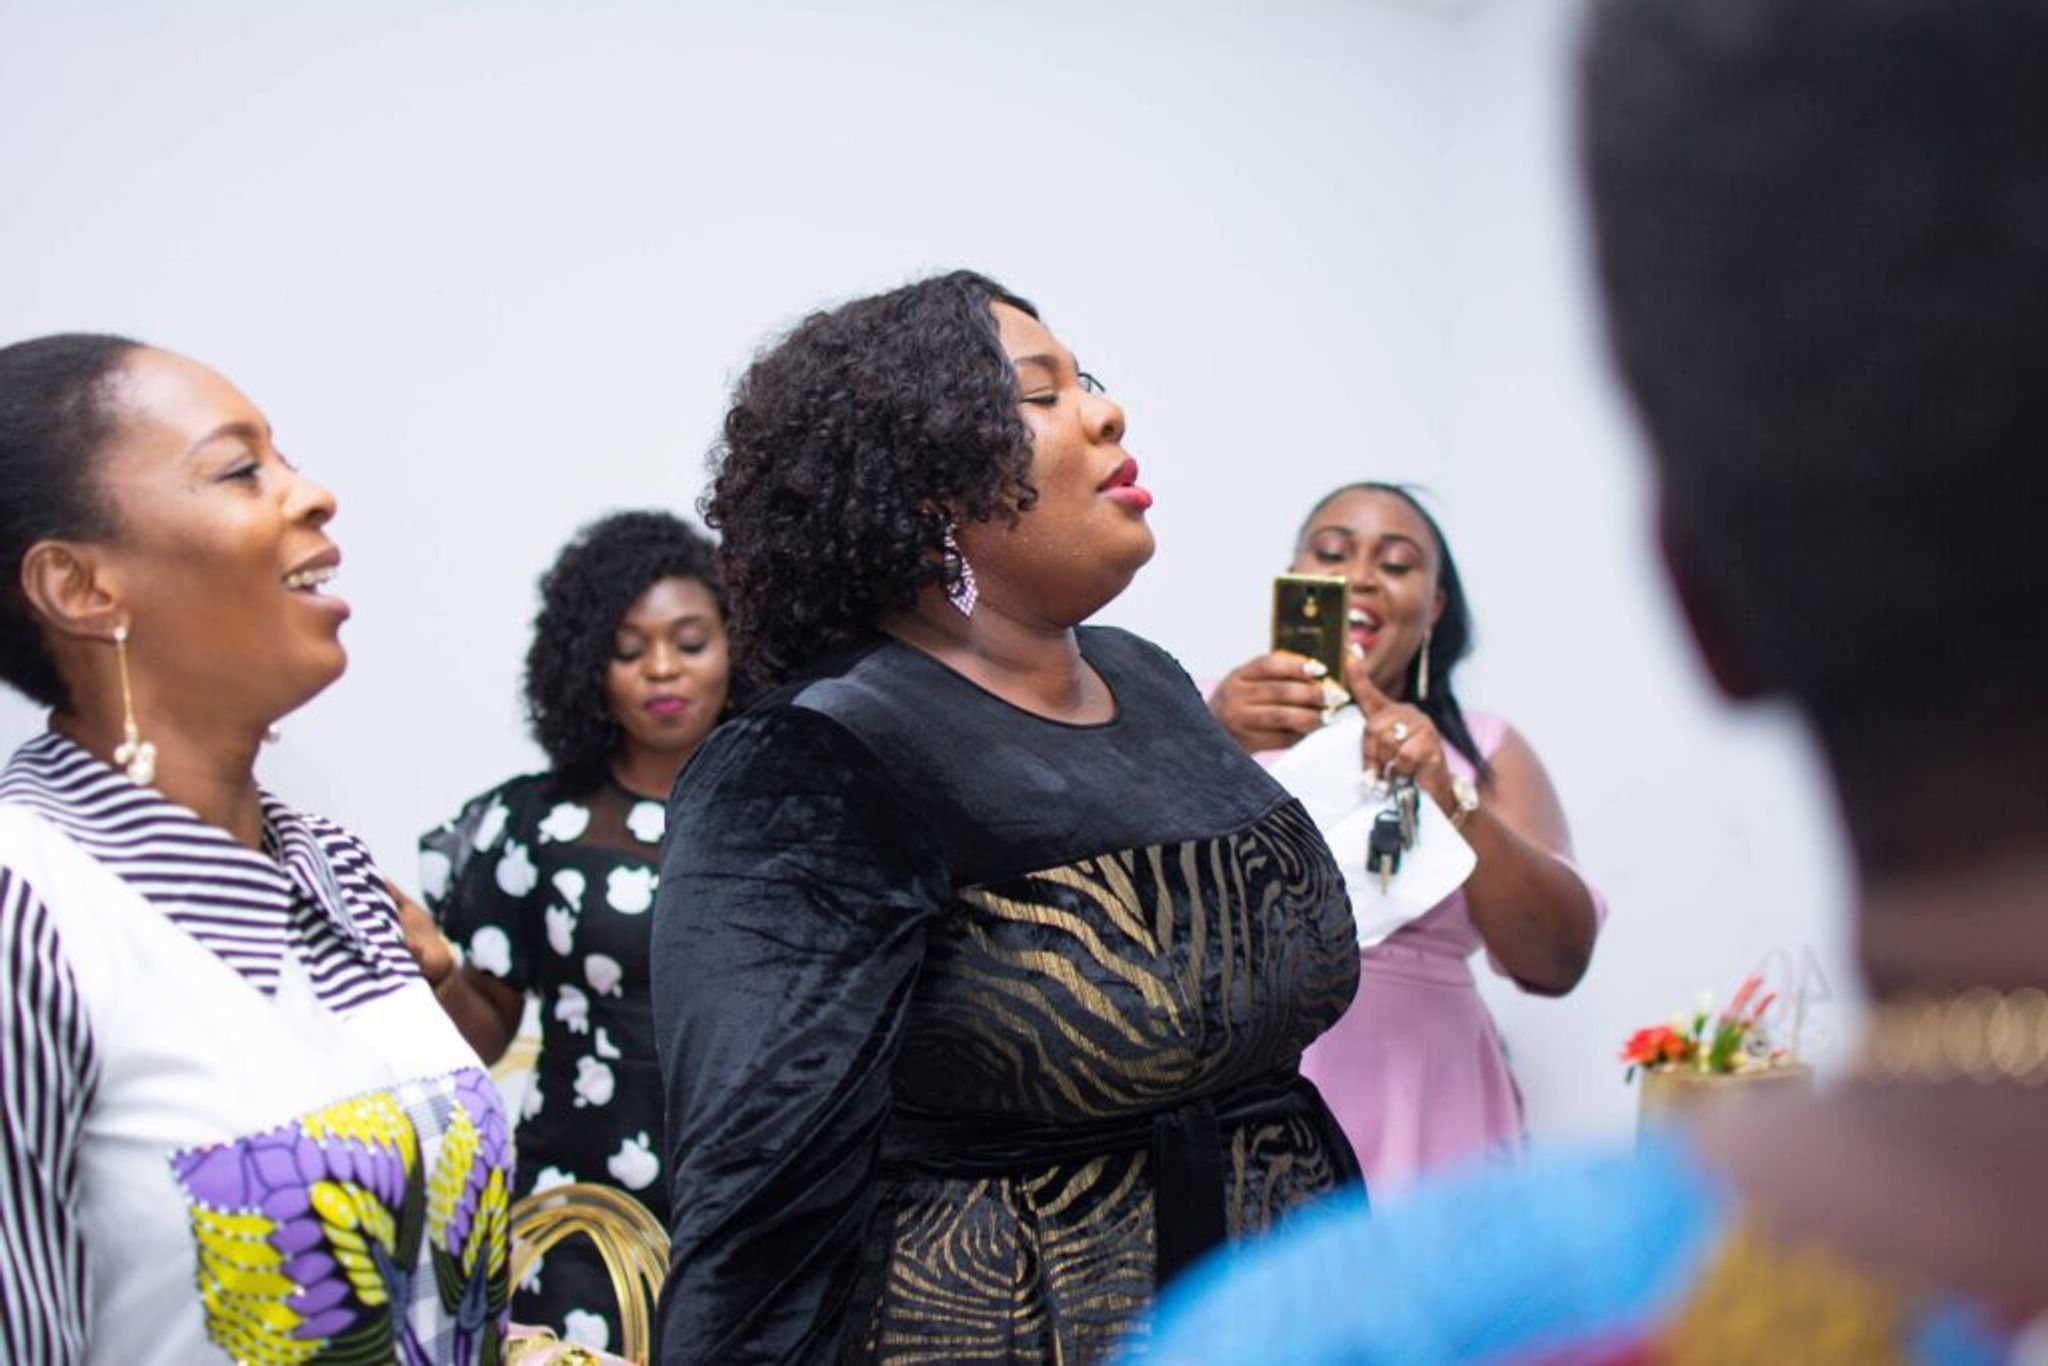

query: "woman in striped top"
left=0, top=334, right=513, bottom=1364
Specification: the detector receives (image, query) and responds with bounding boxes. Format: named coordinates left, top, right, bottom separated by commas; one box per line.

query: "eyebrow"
left=1009, top=353, right=1067, bottom=379
left=1308, top=525, right=1430, bottom=555
left=617, top=612, right=714, bottom=631
left=184, top=420, right=270, bottom=460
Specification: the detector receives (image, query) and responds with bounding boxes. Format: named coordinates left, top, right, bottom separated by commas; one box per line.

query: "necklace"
left=1857, top=987, right=2048, bottom=1084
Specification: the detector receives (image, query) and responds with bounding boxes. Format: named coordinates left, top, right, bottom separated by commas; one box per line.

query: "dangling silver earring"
left=943, top=523, right=978, bottom=618
left=110, top=623, right=157, bottom=785
left=1414, top=630, right=1432, bottom=702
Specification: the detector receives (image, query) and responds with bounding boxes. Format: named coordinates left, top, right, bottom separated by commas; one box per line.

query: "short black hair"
left=1582, top=0, right=2048, bottom=738
left=704, top=270, right=1040, bottom=688
left=1582, top=0, right=2048, bottom=869
left=525, top=510, right=724, bottom=795
left=0, top=333, right=142, bottom=710
left=1298, top=482, right=1491, bottom=783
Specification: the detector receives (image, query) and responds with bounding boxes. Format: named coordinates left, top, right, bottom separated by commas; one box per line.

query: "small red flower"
left=1619, top=1025, right=1694, bottom=1067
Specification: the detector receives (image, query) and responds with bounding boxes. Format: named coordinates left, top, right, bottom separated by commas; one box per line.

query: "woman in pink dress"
left=1208, top=482, right=1604, bottom=1198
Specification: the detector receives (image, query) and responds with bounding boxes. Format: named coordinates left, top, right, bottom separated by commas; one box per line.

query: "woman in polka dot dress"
left=418, top=511, right=730, bottom=1352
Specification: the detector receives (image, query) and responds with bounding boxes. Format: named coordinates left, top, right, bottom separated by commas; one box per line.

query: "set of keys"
left=1366, top=776, right=1422, bottom=892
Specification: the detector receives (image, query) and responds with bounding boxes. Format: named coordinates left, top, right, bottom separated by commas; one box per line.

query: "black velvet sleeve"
left=650, top=705, right=949, bottom=1364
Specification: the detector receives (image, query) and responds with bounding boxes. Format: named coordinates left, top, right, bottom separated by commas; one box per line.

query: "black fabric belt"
left=879, top=1071, right=1362, bottom=1288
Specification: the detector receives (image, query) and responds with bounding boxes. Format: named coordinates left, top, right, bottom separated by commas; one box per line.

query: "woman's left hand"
left=1346, top=651, right=1456, bottom=815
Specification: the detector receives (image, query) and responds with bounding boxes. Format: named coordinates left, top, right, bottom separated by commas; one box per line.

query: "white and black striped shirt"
left=0, top=730, right=422, bottom=1363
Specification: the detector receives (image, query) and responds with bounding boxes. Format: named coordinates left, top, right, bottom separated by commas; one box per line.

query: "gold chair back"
left=507, top=1180, right=668, bottom=1365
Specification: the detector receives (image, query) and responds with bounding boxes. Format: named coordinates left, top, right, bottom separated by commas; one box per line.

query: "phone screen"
left=1272, top=574, right=1351, bottom=684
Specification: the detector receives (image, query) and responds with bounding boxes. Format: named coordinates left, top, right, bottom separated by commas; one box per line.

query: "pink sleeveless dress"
left=1297, top=709, right=1604, bottom=1200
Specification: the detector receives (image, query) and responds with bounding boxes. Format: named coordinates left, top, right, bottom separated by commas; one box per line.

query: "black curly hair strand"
left=704, top=270, right=1041, bottom=689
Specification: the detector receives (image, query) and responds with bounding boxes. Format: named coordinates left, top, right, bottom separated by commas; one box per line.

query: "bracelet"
left=1448, top=774, right=1480, bottom=829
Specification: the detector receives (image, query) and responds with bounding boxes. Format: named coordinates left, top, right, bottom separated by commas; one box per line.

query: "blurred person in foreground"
left=1143, top=0, right=2048, bottom=1359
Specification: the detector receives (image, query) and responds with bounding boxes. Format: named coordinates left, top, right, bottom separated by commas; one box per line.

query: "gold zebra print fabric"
left=856, top=799, right=1360, bottom=1364
left=653, top=629, right=1361, bottom=1365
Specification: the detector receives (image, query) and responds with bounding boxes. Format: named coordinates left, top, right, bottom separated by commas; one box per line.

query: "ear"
left=19, top=541, right=124, bottom=642
left=1656, top=497, right=1768, bottom=701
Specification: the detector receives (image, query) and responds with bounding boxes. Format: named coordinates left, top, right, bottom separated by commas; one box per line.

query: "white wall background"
left=0, top=0, right=1859, bottom=1149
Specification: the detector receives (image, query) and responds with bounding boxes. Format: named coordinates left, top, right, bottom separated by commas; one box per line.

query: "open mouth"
left=283, top=566, right=337, bottom=593
left=1349, top=605, right=1383, bottom=646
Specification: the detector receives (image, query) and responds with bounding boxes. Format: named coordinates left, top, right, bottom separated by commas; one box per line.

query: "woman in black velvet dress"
left=650, top=271, right=1360, bottom=1364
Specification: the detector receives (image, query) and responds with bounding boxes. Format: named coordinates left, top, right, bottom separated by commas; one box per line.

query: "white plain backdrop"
left=0, top=0, right=1859, bottom=1150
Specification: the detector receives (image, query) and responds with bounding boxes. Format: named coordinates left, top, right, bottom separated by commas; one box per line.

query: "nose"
left=1087, top=389, right=1127, bottom=446
left=642, top=639, right=684, bottom=680
left=286, top=467, right=338, bottom=528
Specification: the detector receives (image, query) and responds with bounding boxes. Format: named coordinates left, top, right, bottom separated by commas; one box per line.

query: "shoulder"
left=1459, top=705, right=1512, bottom=760
left=669, top=703, right=946, bottom=875
left=1151, top=1134, right=1728, bottom=1364
left=259, top=791, right=378, bottom=868
left=1080, top=625, right=1211, bottom=715
left=281, top=799, right=377, bottom=862
left=0, top=860, right=96, bottom=1060
left=454, top=770, right=559, bottom=822
left=678, top=703, right=897, bottom=805
left=258, top=799, right=409, bottom=931
left=421, top=770, right=559, bottom=852
left=0, top=801, right=127, bottom=911
left=0, top=808, right=120, bottom=989
left=0, top=857, right=61, bottom=953
left=1079, top=623, right=1190, bottom=678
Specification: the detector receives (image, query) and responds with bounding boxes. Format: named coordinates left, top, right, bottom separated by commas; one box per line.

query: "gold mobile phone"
left=1271, top=574, right=1351, bottom=687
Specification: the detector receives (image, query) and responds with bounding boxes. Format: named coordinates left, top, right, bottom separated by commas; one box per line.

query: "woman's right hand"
left=387, top=879, right=457, bottom=988
left=1207, top=652, right=1333, bottom=754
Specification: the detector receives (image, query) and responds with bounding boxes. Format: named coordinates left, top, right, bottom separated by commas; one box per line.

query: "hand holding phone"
left=1272, top=574, right=1352, bottom=693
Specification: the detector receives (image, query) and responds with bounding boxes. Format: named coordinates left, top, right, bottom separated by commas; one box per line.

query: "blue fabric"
left=1142, top=1128, right=2027, bottom=1364
left=1912, top=1301, right=2019, bottom=1366
left=1142, top=1132, right=1725, bottom=1364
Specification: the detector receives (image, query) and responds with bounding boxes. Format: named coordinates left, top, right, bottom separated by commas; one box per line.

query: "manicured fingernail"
left=1303, top=659, right=1328, bottom=678
left=1347, top=642, right=1365, bottom=661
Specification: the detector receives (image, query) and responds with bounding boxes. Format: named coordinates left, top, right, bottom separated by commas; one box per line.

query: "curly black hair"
left=1296, top=481, right=1492, bottom=784
left=704, top=270, right=1040, bottom=688
left=524, top=510, right=725, bottom=796
left=0, top=333, right=141, bottom=710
